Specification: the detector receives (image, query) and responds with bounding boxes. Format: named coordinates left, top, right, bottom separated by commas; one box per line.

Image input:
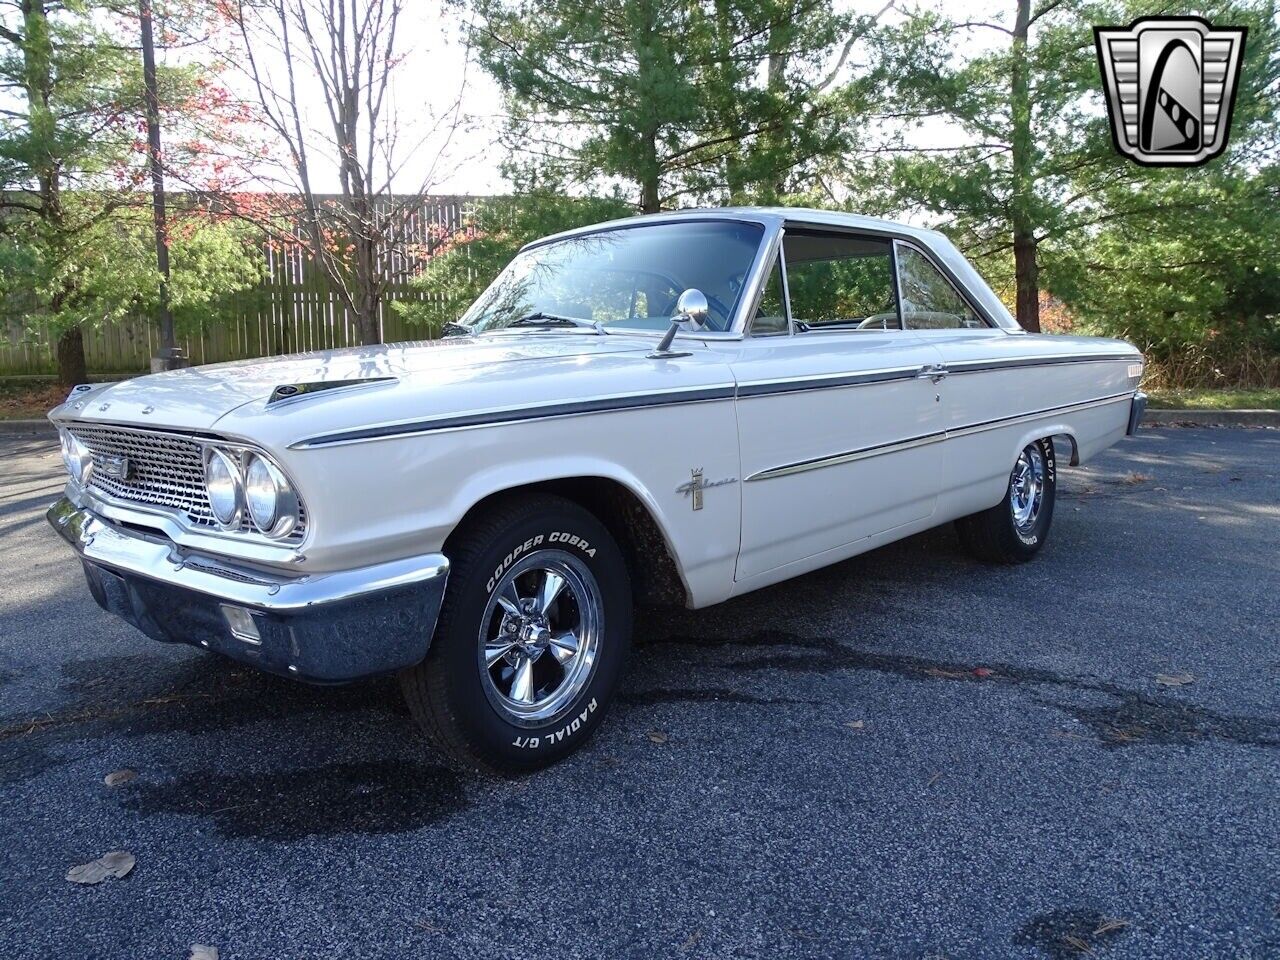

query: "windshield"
left=461, top=220, right=765, bottom=334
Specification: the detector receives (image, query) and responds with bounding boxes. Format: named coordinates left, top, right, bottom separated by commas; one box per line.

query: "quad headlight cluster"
left=58, top=429, right=92, bottom=484
left=203, top=446, right=301, bottom=539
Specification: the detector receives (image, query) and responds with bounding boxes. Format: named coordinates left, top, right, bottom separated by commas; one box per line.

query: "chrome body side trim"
left=943, top=353, right=1141, bottom=375
left=736, top=365, right=921, bottom=398
left=943, top=391, right=1133, bottom=440
left=48, top=496, right=448, bottom=613
left=294, top=384, right=738, bottom=448
left=292, top=354, right=1142, bottom=449
left=745, top=392, right=1135, bottom=482
left=747, top=432, right=948, bottom=482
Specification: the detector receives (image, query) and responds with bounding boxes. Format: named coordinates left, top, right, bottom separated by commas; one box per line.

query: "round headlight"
left=59, top=429, right=91, bottom=484
left=244, top=454, right=298, bottom=537
left=205, top=448, right=243, bottom=527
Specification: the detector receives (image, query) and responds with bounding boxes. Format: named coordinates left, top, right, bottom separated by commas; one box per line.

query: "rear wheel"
left=400, top=494, right=631, bottom=774
left=956, top=438, right=1056, bottom=563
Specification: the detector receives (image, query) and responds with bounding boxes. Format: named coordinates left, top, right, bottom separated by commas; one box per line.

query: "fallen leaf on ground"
left=103, top=768, right=136, bottom=787
left=66, top=850, right=135, bottom=885
left=189, top=946, right=219, bottom=960
left=844, top=720, right=865, bottom=730
left=646, top=730, right=668, bottom=744
left=1063, top=933, right=1091, bottom=952
left=972, top=667, right=994, bottom=678
left=1122, top=472, right=1151, bottom=484
left=678, top=929, right=702, bottom=952
left=1094, top=918, right=1130, bottom=935
left=1155, top=672, right=1195, bottom=687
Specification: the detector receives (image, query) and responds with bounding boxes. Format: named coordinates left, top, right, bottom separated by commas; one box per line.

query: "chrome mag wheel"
left=1010, top=443, right=1046, bottom=533
left=477, top=550, right=602, bottom=727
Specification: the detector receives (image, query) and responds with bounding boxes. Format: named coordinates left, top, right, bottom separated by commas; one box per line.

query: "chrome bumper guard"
left=1127, top=390, right=1148, bottom=436
left=48, top=497, right=449, bottom=683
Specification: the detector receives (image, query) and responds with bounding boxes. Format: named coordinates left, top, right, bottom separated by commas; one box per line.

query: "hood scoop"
left=267, top=377, right=398, bottom=406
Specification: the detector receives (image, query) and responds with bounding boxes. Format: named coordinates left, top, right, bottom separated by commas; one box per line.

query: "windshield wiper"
left=506, top=312, right=603, bottom=333
left=441, top=321, right=472, bottom=338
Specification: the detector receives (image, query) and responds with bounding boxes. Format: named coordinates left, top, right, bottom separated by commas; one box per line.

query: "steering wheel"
left=857, top=314, right=896, bottom=330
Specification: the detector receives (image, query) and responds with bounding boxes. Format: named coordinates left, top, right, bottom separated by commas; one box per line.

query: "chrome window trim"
left=778, top=218, right=1005, bottom=331
left=888, top=239, right=906, bottom=330
left=493, top=214, right=777, bottom=338
left=743, top=227, right=794, bottom=338
left=745, top=391, right=1136, bottom=482
left=730, top=219, right=785, bottom=336
left=779, top=227, right=912, bottom=336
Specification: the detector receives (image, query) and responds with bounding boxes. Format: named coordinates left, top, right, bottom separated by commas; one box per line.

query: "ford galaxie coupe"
left=47, top=208, right=1146, bottom=772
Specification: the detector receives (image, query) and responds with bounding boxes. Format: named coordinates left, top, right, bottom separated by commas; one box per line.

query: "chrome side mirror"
left=675, top=288, right=709, bottom=330
left=650, top=288, right=709, bottom=358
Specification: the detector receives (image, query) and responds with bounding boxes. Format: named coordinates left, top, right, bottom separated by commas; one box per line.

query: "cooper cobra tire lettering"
left=548, top=531, right=597, bottom=557
left=401, top=492, right=631, bottom=774
left=485, top=534, right=546, bottom=593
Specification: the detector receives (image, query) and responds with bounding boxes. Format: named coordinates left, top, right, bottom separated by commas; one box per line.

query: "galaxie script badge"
left=1094, top=16, right=1246, bottom=167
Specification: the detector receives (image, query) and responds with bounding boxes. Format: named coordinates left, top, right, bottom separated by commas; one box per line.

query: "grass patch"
left=1146, top=387, right=1280, bottom=410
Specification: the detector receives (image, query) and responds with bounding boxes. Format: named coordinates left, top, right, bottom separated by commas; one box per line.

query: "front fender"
left=278, top=402, right=743, bottom=608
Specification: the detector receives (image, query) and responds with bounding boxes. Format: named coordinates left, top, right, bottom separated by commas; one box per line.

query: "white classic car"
left=47, top=208, right=1146, bottom=772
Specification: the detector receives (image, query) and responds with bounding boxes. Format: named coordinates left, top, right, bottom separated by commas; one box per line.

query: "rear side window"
left=896, top=246, right=986, bottom=329
left=783, top=233, right=899, bottom=331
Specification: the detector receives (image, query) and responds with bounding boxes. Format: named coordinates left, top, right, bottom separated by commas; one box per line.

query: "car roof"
left=524, top=206, right=946, bottom=251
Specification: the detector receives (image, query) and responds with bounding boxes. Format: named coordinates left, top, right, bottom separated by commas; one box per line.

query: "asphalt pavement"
left=0, top=428, right=1277, bottom=960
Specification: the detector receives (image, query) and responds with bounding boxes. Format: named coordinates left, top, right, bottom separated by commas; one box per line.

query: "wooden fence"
left=0, top=195, right=471, bottom=376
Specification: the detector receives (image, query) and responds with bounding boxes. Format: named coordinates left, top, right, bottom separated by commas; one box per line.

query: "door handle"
left=917, top=364, right=948, bottom=384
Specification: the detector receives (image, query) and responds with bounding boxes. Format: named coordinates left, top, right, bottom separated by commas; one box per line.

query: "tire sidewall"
left=1006, top=438, right=1056, bottom=555
left=433, top=503, right=631, bottom=770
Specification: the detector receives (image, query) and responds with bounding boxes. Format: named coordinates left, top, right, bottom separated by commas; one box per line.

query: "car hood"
left=48, top=334, right=670, bottom=433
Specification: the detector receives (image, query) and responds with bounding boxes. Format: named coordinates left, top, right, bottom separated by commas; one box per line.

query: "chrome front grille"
left=64, top=423, right=307, bottom=545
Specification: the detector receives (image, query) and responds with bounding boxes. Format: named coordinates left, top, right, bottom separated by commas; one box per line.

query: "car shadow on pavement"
left=0, top=649, right=473, bottom=839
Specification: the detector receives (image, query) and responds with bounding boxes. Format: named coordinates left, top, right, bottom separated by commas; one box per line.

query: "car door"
left=728, top=227, right=947, bottom=584
left=892, top=240, right=1062, bottom=519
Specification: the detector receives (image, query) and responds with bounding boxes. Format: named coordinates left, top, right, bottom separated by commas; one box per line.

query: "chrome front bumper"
left=47, top=497, right=449, bottom=682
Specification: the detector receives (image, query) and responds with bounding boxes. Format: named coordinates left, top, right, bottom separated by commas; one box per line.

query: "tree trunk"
left=1013, top=230, right=1041, bottom=333
left=353, top=228, right=382, bottom=345
left=1009, top=0, right=1040, bottom=332
left=56, top=326, right=87, bottom=386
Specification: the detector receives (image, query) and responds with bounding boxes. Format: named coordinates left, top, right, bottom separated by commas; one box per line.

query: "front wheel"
left=955, top=438, right=1056, bottom=563
left=400, top=494, right=632, bottom=774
